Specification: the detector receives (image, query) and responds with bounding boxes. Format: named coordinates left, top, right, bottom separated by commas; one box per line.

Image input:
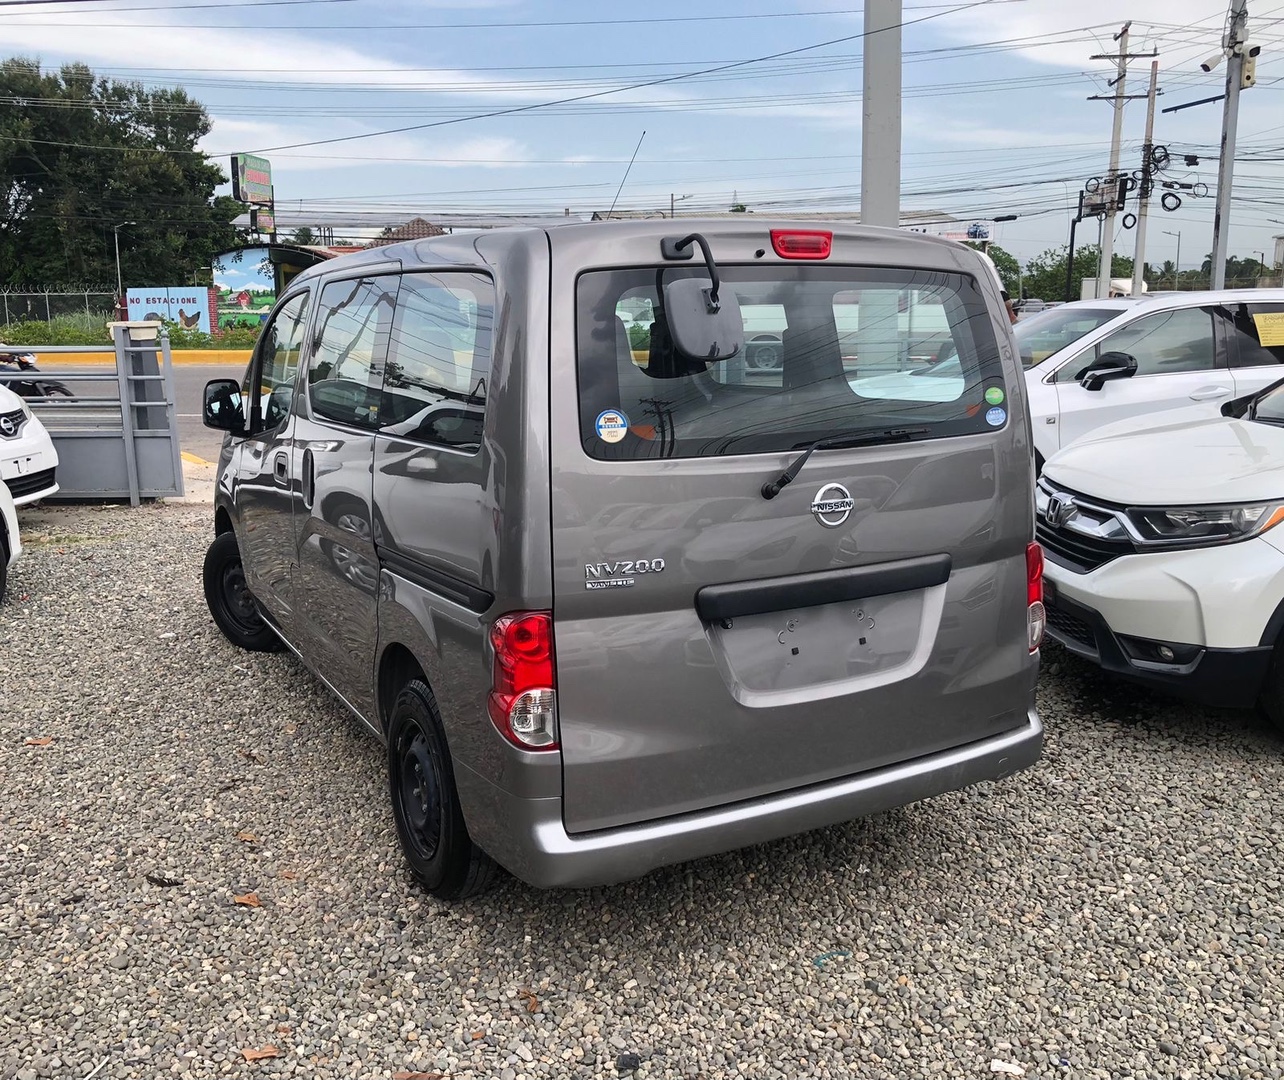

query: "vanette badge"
left=811, top=483, right=854, bottom=528
left=584, top=558, right=666, bottom=590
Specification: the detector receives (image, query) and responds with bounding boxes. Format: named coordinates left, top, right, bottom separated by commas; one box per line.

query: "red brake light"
left=1027, top=542, right=1045, bottom=652
left=488, top=612, right=558, bottom=750
left=770, top=229, right=832, bottom=260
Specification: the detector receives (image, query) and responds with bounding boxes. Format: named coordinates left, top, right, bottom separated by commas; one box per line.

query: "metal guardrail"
left=0, top=325, right=185, bottom=505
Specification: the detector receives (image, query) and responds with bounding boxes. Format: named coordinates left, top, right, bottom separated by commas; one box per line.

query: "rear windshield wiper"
left=761, top=427, right=931, bottom=500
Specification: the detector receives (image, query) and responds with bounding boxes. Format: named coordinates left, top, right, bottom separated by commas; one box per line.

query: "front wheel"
left=1257, top=640, right=1284, bottom=735
left=387, top=680, right=498, bottom=900
left=202, top=531, right=283, bottom=652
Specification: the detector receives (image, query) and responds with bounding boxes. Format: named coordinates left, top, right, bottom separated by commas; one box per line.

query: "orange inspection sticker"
left=1252, top=311, right=1284, bottom=347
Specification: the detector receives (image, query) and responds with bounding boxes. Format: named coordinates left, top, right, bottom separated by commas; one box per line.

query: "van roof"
left=285, top=218, right=989, bottom=288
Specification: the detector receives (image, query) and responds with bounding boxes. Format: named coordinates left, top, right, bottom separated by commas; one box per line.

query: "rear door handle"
left=1189, top=386, right=1232, bottom=401
left=272, top=451, right=289, bottom=485
left=302, top=448, right=315, bottom=510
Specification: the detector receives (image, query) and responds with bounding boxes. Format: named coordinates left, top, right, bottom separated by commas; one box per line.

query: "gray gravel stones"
left=2, top=502, right=1282, bottom=1079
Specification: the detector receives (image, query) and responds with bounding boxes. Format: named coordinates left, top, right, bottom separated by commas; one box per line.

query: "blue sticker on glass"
left=595, top=409, right=629, bottom=444
left=985, top=406, right=1007, bottom=427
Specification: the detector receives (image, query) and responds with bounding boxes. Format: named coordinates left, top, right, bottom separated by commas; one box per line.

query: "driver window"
left=1055, top=306, right=1216, bottom=383
left=242, top=290, right=309, bottom=431
left=306, top=276, right=398, bottom=429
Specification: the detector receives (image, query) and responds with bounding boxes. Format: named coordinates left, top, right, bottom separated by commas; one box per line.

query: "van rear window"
left=576, top=265, right=1008, bottom=460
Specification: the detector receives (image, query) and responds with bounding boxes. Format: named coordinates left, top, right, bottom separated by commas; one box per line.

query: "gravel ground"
left=2, top=502, right=1282, bottom=1080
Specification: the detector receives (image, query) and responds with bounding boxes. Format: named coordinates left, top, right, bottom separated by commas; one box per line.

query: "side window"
left=306, top=276, right=398, bottom=430
left=243, top=291, right=309, bottom=431
left=1055, top=307, right=1216, bottom=382
left=1223, top=303, right=1284, bottom=367
left=379, top=272, right=494, bottom=451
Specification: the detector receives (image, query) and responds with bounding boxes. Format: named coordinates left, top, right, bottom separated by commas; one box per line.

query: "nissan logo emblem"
left=811, top=482, right=855, bottom=528
left=0, top=415, right=16, bottom=437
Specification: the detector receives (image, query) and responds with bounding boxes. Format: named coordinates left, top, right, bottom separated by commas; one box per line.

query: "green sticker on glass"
left=985, top=386, right=1005, bottom=406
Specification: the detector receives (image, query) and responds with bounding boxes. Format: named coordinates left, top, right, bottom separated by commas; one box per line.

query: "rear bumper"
left=456, top=710, right=1043, bottom=889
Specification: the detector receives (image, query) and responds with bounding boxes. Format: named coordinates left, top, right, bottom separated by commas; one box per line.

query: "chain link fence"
left=1, top=289, right=117, bottom=332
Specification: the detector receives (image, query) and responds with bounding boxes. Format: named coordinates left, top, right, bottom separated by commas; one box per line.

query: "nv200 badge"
left=584, top=558, right=666, bottom=590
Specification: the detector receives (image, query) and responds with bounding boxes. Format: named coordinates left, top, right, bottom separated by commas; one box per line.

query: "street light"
left=113, top=221, right=136, bottom=302
left=670, top=193, right=693, bottom=218
left=1163, top=230, right=1181, bottom=289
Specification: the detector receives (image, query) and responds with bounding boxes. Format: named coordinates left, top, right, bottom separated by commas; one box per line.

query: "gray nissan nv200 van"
left=201, top=220, right=1044, bottom=899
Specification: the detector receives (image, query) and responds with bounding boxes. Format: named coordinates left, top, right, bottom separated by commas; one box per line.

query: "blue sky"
left=6, top=0, right=1284, bottom=269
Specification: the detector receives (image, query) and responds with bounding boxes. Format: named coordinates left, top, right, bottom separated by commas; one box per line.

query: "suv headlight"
left=1127, top=503, right=1284, bottom=545
left=18, top=399, right=32, bottom=419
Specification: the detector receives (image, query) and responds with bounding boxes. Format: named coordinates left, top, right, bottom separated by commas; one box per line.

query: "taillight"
left=488, top=611, right=558, bottom=750
left=1027, top=542, right=1045, bottom=652
left=770, top=229, right=832, bottom=260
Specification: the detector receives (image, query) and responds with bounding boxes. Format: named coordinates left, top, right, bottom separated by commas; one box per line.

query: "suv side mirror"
left=204, top=379, right=245, bottom=432
left=1079, top=351, right=1138, bottom=392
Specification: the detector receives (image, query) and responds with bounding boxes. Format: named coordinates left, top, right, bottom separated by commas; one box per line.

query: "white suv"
left=1016, top=290, right=1284, bottom=469
left=0, top=383, right=59, bottom=505
left=0, top=477, right=20, bottom=602
left=1037, top=376, right=1284, bottom=729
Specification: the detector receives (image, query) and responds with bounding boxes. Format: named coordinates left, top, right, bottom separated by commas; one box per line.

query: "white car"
left=0, top=477, right=20, bottom=602
left=0, top=383, right=60, bottom=505
left=1016, top=290, right=1284, bottom=470
left=1036, top=377, right=1284, bottom=729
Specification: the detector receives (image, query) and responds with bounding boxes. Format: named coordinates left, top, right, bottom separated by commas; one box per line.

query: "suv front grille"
left=0, top=408, right=26, bottom=438
left=1036, top=520, right=1137, bottom=573
left=4, top=468, right=56, bottom=500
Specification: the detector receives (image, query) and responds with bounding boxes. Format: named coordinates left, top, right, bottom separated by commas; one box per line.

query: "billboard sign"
left=232, top=153, right=273, bottom=205
left=124, top=288, right=212, bottom=334
left=251, top=206, right=276, bottom=235
left=212, top=246, right=277, bottom=329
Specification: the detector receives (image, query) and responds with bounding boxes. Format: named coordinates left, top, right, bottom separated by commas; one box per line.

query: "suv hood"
left=1044, top=413, right=1284, bottom=505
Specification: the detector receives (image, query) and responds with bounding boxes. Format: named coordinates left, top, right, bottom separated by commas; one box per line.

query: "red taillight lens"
left=1027, top=542, right=1045, bottom=652
left=488, top=611, right=558, bottom=750
left=770, top=229, right=832, bottom=260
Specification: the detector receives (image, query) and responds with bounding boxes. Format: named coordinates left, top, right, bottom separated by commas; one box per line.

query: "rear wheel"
left=387, top=679, right=498, bottom=900
left=0, top=537, right=8, bottom=604
left=202, top=531, right=283, bottom=652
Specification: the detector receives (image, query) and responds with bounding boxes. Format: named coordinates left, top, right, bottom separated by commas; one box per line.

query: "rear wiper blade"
left=761, top=427, right=930, bottom=500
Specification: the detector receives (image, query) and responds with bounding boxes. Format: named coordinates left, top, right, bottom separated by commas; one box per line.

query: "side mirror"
left=203, top=379, right=245, bottom=432
left=663, top=277, right=744, bottom=362
left=1079, top=351, right=1138, bottom=392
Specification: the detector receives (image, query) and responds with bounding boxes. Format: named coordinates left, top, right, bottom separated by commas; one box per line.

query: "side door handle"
left=301, top=448, right=315, bottom=510
left=1189, top=385, right=1232, bottom=401
left=272, top=450, right=289, bottom=486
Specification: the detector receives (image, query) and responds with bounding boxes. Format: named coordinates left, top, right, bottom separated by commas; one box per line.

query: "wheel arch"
left=377, top=641, right=427, bottom=737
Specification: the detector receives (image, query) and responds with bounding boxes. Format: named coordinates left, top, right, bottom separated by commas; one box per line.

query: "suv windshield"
left=1014, top=305, right=1119, bottom=369
left=1250, top=381, right=1284, bottom=425
left=576, top=265, right=1006, bottom=461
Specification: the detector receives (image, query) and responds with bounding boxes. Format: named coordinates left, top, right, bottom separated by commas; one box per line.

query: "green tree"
left=1020, top=244, right=1136, bottom=302
left=966, top=242, right=1020, bottom=295
left=0, top=58, right=242, bottom=289
left=291, top=227, right=316, bottom=245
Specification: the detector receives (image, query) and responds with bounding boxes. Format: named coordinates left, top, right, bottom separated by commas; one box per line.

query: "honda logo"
left=1044, top=494, right=1075, bottom=527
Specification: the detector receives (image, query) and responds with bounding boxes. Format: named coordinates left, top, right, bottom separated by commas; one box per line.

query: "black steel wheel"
left=387, top=679, right=498, bottom=900
left=202, top=531, right=283, bottom=652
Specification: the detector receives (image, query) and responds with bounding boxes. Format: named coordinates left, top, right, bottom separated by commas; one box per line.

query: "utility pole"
left=1131, top=60, right=1161, bottom=296
left=1163, top=229, right=1181, bottom=288
left=1088, top=25, right=1155, bottom=299
left=1210, top=0, right=1249, bottom=290
left=861, top=0, right=902, bottom=227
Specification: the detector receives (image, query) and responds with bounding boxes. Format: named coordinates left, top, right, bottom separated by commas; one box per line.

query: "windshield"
left=576, top=265, right=1007, bottom=461
left=1013, top=306, right=1120, bottom=369
left=1251, top=381, right=1284, bottom=425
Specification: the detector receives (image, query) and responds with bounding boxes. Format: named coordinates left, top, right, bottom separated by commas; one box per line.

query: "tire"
left=202, top=531, right=283, bottom=652
left=42, top=383, right=73, bottom=398
left=0, top=543, right=8, bottom=605
left=1257, top=641, right=1284, bottom=735
left=387, top=679, right=499, bottom=900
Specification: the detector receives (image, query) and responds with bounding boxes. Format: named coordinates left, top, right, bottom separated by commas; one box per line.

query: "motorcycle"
left=0, top=349, right=73, bottom=399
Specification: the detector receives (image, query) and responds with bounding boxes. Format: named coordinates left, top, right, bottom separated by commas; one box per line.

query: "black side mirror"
left=203, top=379, right=245, bottom=432
left=1079, top=351, right=1138, bottom=392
